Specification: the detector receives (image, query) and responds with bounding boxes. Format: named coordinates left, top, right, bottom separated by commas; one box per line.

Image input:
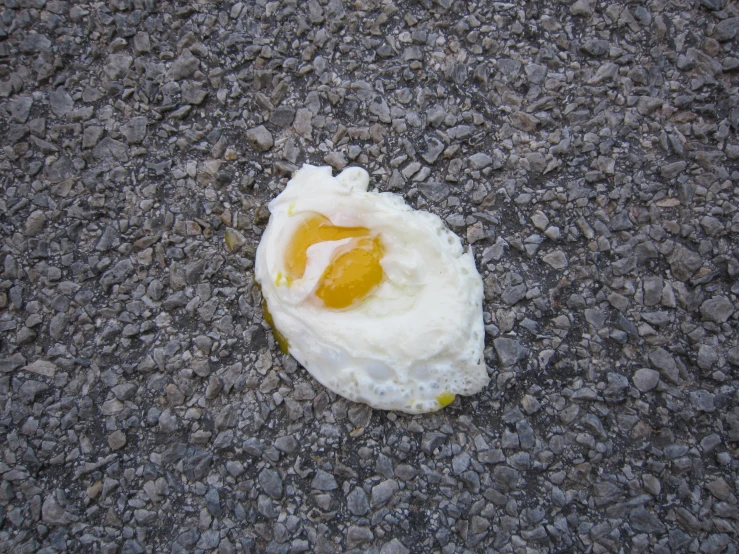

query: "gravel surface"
left=1, top=0, right=739, bottom=552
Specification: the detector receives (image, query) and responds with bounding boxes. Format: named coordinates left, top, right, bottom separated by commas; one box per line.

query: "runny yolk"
left=284, top=214, right=384, bottom=309
left=262, top=299, right=289, bottom=354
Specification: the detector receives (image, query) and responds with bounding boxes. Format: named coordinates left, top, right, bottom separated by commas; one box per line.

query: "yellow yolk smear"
left=284, top=213, right=384, bottom=309
left=436, top=392, right=456, bottom=408
left=316, top=237, right=384, bottom=309
left=262, top=299, right=290, bottom=354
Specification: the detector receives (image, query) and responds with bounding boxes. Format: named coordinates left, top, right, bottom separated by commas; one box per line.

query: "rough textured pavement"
left=2, top=0, right=739, bottom=552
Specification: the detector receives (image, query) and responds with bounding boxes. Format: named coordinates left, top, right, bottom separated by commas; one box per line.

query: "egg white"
left=254, top=165, right=488, bottom=413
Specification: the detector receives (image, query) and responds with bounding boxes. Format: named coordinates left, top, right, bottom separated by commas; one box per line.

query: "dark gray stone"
left=714, top=18, right=738, bottom=42
left=584, top=308, right=606, bottom=329
left=630, top=506, right=666, bottom=534
left=493, top=338, right=529, bottom=367
left=181, top=82, right=208, bottom=105
left=380, top=539, right=410, bottom=554
left=258, top=468, right=283, bottom=499
left=469, top=152, right=493, bottom=170
left=311, top=470, right=337, bottom=491
left=271, top=107, right=296, bottom=128
left=369, top=96, right=391, bottom=123
left=167, top=50, right=199, bottom=81
left=502, top=283, right=527, bottom=306
left=205, top=487, right=222, bottom=517
left=19, top=380, right=48, bottom=403
left=581, top=39, right=609, bottom=57
left=633, top=368, right=659, bottom=392
left=690, top=390, right=716, bottom=413
left=422, top=137, right=445, bottom=164
left=371, top=479, right=398, bottom=507
left=121, top=116, right=148, bottom=144
left=347, top=487, right=369, bottom=516
left=497, top=58, right=521, bottom=75
left=20, top=32, right=52, bottom=53
left=649, top=347, right=679, bottom=383
left=700, top=296, right=734, bottom=323
left=246, top=125, right=274, bottom=152
left=660, top=161, right=687, bottom=179
left=105, top=54, right=133, bottom=80
left=669, top=245, right=702, bottom=281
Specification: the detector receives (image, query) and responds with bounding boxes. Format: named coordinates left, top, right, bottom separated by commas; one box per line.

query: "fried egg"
left=254, top=165, right=488, bottom=413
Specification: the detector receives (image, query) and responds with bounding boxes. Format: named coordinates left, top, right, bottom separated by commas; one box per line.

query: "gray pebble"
left=311, top=470, right=337, bottom=491
left=669, top=245, right=702, bottom=281
left=690, top=390, right=716, bottom=413
left=19, top=380, right=48, bottom=403
left=1, top=3, right=735, bottom=552
left=42, top=494, right=75, bottom=526
left=541, top=250, right=568, bottom=269
left=293, top=108, right=313, bottom=138
left=629, top=506, right=666, bottom=534
left=649, top=347, right=679, bottom=383
left=633, top=368, right=660, bottom=392
left=468, top=153, right=493, bottom=170
left=25, top=210, right=46, bottom=236
left=380, top=539, right=410, bottom=554
left=369, top=96, right=391, bottom=123
left=271, top=107, right=296, bottom=128
left=422, top=137, right=445, bottom=164
left=167, top=49, right=200, bottom=81
left=493, top=338, right=529, bottom=367
left=347, top=487, right=369, bottom=516
left=581, top=39, right=610, bottom=57
left=502, top=283, right=527, bottom=306
left=246, top=125, right=274, bottom=152
left=700, top=296, right=734, bottom=323
left=107, top=430, right=127, bottom=451
left=49, top=88, right=73, bottom=117
left=371, top=479, right=398, bottom=507
left=9, top=97, right=33, bottom=123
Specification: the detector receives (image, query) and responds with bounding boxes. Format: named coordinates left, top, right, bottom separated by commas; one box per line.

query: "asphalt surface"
left=1, top=0, right=739, bottom=553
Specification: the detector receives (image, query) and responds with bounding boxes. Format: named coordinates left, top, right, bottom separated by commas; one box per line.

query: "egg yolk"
left=262, top=299, right=289, bottom=354
left=284, top=214, right=384, bottom=309
left=436, top=392, right=456, bottom=408
left=316, top=236, right=384, bottom=309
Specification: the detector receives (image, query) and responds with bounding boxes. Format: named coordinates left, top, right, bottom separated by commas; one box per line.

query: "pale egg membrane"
left=255, top=165, right=489, bottom=414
